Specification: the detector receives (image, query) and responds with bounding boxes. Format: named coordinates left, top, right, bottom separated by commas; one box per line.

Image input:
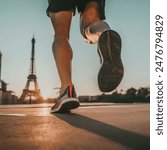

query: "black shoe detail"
left=51, top=84, right=80, bottom=113
left=98, top=30, right=124, bottom=92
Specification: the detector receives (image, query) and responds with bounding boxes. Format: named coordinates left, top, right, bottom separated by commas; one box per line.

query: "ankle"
left=84, top=20, right=111, bottom=44
left=60, top=82, right=73, bottom=93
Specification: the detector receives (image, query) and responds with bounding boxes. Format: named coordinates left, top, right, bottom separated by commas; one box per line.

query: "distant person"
left=47, top=0, right=124, bottom=113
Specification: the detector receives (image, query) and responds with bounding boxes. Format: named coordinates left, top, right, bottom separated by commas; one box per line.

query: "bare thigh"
left=49, top=11, right=73, bottom=39
left=80, top=1, right=102, bottom=37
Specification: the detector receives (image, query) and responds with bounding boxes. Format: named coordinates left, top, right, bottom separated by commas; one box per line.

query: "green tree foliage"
left=79, top=87, right=150, bottom=103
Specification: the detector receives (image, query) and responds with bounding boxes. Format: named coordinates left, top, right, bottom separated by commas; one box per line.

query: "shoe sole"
left=51, top=98, right=80, bottom=113
left=98, top=30, right=124, bottom=92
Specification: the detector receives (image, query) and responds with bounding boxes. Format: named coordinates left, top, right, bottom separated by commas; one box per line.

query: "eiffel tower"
left=20, top=37, right=42, bottom=104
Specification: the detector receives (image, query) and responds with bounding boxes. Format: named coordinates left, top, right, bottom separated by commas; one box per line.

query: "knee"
left=54, top=35, right=69, bottom=41
left=54, top=30, right=70, bottom=40
left=52, top=35, right=69, bottom=48
left=52, top=35, right=71, bottom=53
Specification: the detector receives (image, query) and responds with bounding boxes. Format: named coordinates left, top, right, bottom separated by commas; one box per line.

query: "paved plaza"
left=0, top=103, right=150, bottom=150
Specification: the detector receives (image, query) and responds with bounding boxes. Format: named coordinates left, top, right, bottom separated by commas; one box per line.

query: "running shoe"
left=51, top=84, right=80, bottom=113
left=97, top=30, right=124, bottom=92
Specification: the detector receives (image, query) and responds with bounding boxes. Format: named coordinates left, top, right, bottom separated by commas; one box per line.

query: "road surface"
left=0, top=103, right=150, bottom=150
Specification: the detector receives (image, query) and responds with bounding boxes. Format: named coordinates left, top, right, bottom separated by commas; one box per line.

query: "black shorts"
left=46, top=0, right=106, bottom=19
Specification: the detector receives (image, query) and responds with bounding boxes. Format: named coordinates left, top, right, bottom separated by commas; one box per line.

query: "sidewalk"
left=0, top=103, right=150, bottom=150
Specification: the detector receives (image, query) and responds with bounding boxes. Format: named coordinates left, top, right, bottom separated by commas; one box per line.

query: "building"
left=0, top=51, right=18, bottom=104
left=0, top=80, right=18, bottom=104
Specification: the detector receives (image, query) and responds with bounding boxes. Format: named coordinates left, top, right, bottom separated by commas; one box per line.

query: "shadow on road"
left=53, top=113, right=149, bottom=150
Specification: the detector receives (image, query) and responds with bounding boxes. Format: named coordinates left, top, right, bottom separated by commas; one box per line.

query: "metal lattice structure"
left=19, top=37, right=42, bottom=104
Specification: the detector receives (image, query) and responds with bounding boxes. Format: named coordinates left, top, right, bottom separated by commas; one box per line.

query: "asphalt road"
left=0, top=103, right=150, bottom=150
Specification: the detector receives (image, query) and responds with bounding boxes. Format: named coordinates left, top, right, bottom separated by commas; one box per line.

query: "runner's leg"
left=49, top=11, right=73, bottom=92
left=80, top=1, right=124, bottom=92
left=80, top=1, right=110, bottom=44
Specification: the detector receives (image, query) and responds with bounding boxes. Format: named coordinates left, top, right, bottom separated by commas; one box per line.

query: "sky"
left=0, top=0, right=150, bottom=98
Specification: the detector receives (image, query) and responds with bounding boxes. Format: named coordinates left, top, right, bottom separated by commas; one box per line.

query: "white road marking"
left=0, top=114, right=27, bottom=117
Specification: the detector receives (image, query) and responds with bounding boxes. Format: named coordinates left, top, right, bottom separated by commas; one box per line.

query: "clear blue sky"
left=0, top=0, right=150, bottom=98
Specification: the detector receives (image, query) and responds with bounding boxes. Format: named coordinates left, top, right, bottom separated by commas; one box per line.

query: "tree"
left=136, top=87, right=150, bottom=102
left=124, top=87, right=137, bottom=103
